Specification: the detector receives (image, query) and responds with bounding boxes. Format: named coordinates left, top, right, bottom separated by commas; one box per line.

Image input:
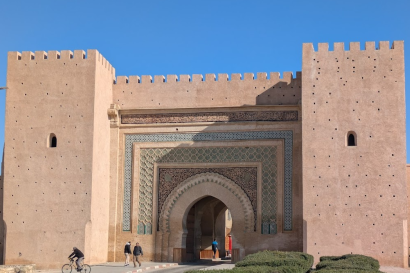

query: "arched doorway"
left=156, top=172, right=254, bottom=262
left=185, top=196, right=232, bottom=261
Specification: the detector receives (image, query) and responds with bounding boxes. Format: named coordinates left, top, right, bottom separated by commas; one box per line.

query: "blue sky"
left=0, top=0, right=409, bottom=169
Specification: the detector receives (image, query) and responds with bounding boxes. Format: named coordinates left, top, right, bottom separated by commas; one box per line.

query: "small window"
left=48, top=133, right=57, bottom=148
left=347, top=131, right=357, bottom=146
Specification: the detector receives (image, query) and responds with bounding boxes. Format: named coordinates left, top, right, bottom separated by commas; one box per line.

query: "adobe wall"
left=3, top=50, right=114, bottom=269
left=86, top=52, right=115, bottom=263
left=302, top=41, right=407, bottom=266
left=1, top=41, right=407, bottom=268
left=109, top=107, right=303, bottom=262
left=0, top=147, right=4, bottom=264
left=113, top=71, right=301, bottom=108
left=407, top=165, right=410, bottom=265
left=108, top=68, right=303, bottom=261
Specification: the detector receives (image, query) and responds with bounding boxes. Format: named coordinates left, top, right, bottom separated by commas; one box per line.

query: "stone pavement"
left=200, top=264, right=410, bottom=272
left=381, top=266, right=410, bottom=273
left=29, top=262, right=410, bottom=273
left=200, top=263, right=235, bottom=271
left=190, top=262, right=410, bottom=272
left=34, top=262, right=177, bottom=273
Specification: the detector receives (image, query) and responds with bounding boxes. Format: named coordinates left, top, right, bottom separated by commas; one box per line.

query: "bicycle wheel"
left=61, top=264, right=72, bottom=273
left=81, top=264, right=91, bottom=273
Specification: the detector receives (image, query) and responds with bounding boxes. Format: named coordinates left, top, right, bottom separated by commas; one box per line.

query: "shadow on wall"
left=255, top=72, right=301, bottom=106
left=118, top=72, right=301, bottom=127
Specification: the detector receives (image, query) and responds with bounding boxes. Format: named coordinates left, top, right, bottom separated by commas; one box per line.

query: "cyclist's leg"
left=76, top=257, right=84, bottom=270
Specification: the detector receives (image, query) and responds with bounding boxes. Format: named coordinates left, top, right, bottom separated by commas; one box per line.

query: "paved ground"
left=149, top=260, right=231, bottom=273
left=381, top=266, right=410, bottom=273
left=200, top=263, right=235, bottom=271
left=199, top=264, right=410, bottom=272
left=33, top=261, right=410, bottom=273
left=35, top=262, right=178, bottom=273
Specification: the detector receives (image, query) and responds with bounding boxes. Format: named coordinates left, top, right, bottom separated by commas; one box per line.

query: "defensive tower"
left=3, top=50, right=114, bottom=268
left=302, top=41, right=407, bottom=266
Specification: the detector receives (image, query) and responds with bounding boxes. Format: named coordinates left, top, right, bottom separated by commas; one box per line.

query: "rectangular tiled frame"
left=123, top=131, right=293, bottom=232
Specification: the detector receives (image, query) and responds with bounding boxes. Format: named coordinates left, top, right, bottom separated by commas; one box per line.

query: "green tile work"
left=138, top=146, right=277, bottom=234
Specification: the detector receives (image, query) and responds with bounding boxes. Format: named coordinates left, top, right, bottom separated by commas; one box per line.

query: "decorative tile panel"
left=123, top=131, right=293, bottom=232
left=139, top=147, right=275, bottom=234
left=122, top=111, right=298, bottom=124
left=262, top=223, right=270, bottom=234
left=137, top=223, right=144, bottom=234
left=270, top=223, right=277, bottom=234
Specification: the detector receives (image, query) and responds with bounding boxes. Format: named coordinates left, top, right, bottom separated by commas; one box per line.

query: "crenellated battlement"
left=113, top=71, right=301, bottom=108
left=7, top=49, right=115, bottom=76
left=114, top=71, right=301, bottom=85
left=303, top=40, right=404, bottom=52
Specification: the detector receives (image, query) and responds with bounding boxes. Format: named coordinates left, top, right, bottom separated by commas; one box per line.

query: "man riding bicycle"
left=68, top=247, right=84, bottom=272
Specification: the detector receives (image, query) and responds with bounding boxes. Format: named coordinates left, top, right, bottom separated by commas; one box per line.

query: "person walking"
left=124, top=241, right=131, bottom=266
left=68, top=247, right=84, bottom=272
left=212, top=239, right=218, bottom=259
left=133, top=242, right=143, bottom=267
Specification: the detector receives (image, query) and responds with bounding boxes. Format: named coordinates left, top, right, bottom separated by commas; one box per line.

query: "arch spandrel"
left=159, top=172, right=254, bottom=233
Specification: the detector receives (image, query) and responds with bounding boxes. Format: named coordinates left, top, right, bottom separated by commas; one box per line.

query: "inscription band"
left=122, top=111, right=298, bottom=124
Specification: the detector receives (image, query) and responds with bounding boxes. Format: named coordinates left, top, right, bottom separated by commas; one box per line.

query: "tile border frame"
left=123, top=130, right=293, bottom=232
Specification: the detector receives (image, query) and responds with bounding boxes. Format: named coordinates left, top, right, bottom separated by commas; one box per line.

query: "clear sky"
left=0, top=0, right=409, bottom=170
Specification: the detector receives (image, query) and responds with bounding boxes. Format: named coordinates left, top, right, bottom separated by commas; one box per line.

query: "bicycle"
left=62, top=258, right=91, bottom=273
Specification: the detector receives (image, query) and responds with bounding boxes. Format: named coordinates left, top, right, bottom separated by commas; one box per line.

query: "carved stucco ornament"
left=107, top=104, right=120, bottom=127
left=159, top=172, right=254, bottom=233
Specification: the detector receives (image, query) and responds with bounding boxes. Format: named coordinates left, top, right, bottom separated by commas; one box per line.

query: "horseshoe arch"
left=157, top=172, right=255, bottom=262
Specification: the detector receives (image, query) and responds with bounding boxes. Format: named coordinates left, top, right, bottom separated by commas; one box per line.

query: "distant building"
left=0, top=41, right=407, bottom=269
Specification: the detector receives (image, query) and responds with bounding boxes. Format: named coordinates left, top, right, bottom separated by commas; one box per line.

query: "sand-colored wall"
left=302, top=41, right=407, bottom=266
left=3, top=50, right=114, bottom=269
left=406, top=165, right=410, bottom=265
left=111, top=113, right=303, bottom=262
left=0, top=147, right=4, bottom=264
left=1, top=41, right=407, bottom=268
left=86, top=52, right=115, bottom=263
left=113, top=72, right=301, bottom=109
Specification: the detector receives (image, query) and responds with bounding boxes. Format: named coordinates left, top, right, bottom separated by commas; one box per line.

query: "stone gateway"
left=0, top=41, right=407, bottom=269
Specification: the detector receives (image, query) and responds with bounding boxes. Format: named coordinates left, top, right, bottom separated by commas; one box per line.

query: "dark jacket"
left=133, top=245, right=143, bottom=256
left=69, top=248, right=84, bottom=259
left=124, top=243, right=131, bottom=254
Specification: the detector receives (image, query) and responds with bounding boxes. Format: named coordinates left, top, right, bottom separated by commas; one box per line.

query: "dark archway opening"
left=184, top=196, right=232, bottom=262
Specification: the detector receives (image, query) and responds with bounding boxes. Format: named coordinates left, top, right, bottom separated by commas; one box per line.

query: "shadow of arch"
left=157, top=172, right=254, bottom=262
left=182, top=196, right=221, bottom=235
